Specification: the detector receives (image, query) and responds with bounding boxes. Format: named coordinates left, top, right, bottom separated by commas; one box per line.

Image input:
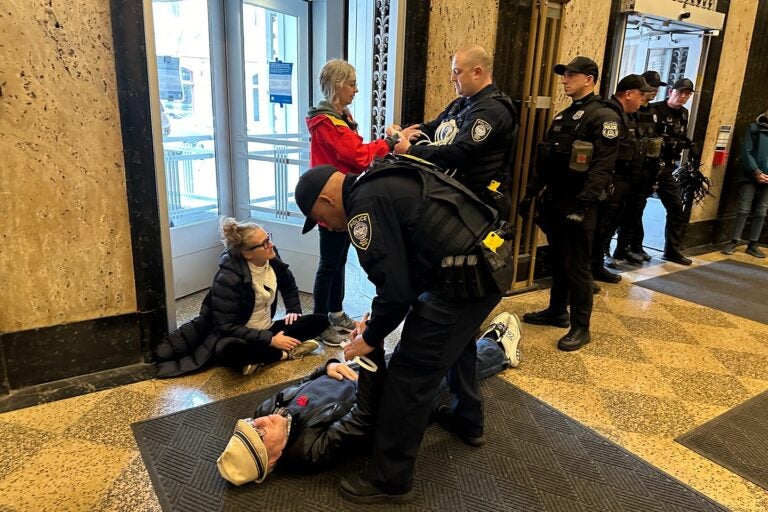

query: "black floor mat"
left=635, top=259, right=768, bottom=324
left=677, top=389, right=768, bottom=492
left=132, top=377, right=728, bottom=511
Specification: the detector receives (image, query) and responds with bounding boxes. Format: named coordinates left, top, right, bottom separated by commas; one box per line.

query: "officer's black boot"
left=661, top=251, right=692, bottom=265
left=557, top=327, right=591, bottom=352
left=592, top=266, right=621, bottom=284
left=522, top=309, right=570, bottom=328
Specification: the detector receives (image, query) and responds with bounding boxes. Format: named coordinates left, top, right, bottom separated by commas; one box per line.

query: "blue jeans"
left=313, top=226, right=350, bottom=315
left=729, top=182, right=768, bottom=242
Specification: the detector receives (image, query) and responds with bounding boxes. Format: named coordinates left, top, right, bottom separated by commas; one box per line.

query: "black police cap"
left=616, top=74, right=656, bottom=93
left=295, top=165, right=339, bottom=234
left=553, top=56, right=599, bottom=81
left=641, top=70, right=667, bottom=88
left=672, top=78, right=695, bottom=92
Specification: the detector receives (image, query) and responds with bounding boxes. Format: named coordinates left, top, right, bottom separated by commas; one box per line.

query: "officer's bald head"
left=451, top=45, right=493, bottom=97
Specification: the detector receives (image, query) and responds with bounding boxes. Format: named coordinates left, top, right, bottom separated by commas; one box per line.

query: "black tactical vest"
left=546, top=96, right=606, bottom=167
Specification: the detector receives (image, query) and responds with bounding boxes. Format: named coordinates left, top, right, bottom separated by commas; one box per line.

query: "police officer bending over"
left=388, top=44, right=518, bottom=217
left=650, top=77, right=697, bottom=265
left=295, top=154, right=514, bottom=503
left=592, top=74, right=655, bottom=282
left=521, top=56, right=619, bottom=352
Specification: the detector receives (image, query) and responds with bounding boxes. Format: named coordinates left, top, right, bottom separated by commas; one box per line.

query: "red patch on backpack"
left=296, top=395, right=309, bottom=407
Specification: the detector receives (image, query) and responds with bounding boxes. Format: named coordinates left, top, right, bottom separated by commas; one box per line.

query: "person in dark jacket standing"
left=389, top=45, right=518, bottom=217
left=520, top=56, right=619, bottom=352
left=650, top=77, right=696, bottom=265
left=591, top=74, right=654, bottom=282
left=294, top=155, right=513, bottom=503
left=153, top=218, right=326, bottom=377
left=721, top=109, right=768, bottom=258
left=216, top=314, right=521, bottom=486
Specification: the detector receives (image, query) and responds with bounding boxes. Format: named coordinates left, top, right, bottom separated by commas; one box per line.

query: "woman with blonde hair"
left=154, top=218, right=327, bottom=377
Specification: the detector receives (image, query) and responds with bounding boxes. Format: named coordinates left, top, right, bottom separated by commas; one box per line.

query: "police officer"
left=614, top=70, right=667, bottom=263
left=294, top=155, right=512, bottom=503
left=649, top=77, right=696, bottom=265
left=521, top=56, right=619, bottom=351
left=592, top=74, right=655, bottom=281
left=389, top=44, right=518, bottom=217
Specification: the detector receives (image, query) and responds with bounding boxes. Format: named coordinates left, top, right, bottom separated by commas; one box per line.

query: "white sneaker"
left=242, top=363, right=264, bottom=376
left=289, top=340, right=320, bottom=360
left=500, top=313, right=522, bottom=368
left=482, top=312, right=522, bottom=368
left=329, top=312, right=357, bottom=333
left=317, top=325, right=346, bottom=347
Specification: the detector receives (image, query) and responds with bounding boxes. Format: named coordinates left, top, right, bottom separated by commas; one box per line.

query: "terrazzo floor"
left=1, top=248, right=767, bottom=511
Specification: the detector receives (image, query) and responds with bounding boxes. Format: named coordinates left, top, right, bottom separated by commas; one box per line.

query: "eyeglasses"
left=245, top=232, right=272, bottom=251
left=346, top=81, right=357, bottom=88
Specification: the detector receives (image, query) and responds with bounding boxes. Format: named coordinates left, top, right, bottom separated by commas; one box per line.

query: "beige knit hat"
left=217, top=419, right=270, bottom=485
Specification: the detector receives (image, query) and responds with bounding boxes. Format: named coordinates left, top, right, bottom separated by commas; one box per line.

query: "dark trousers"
left=545, top=204, right=597, bottom=329
left=367, top=291, right=502, bottom=493
left=313, top=226, right=350, bottom=315
left=656, top=165, right=685, bottom=254
left=592, top=172, right=630, bottom=268
left=214, top=314, right=328, bottom=368
left=618, top=162, right=658, bottom=251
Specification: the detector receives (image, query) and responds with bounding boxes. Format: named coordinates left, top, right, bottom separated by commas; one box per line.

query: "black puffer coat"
left=153, top=250, right=302, bottom=377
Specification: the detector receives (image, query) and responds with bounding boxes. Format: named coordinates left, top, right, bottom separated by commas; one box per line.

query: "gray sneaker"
left=746, top=244, right=765, bottom=258
left=481, top=312, right=522, bottom=368
left=289, top=340, right=320, bottom=359
left=721, top=241, right=737, bottom=255
left=329, top=312, right=357, bottom=333
left=242, top=363, right=264, bottom=376
left=317, top=325, right=346, bottom=347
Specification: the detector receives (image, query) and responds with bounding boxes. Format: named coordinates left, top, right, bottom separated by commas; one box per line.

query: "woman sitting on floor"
left=154, top=218, right=327, bottom=377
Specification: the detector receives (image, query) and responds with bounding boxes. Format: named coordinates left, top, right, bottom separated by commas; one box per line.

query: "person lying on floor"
left=154, top=218, right=327, bottom=378
left=216, top=312, right=522, bottom=486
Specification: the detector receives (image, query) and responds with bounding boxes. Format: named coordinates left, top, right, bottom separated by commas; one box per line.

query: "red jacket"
left=306, top=102, right=391, bottom=175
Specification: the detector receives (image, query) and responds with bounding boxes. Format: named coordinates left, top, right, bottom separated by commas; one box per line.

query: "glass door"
left=228, top=0, right=317, bottom=291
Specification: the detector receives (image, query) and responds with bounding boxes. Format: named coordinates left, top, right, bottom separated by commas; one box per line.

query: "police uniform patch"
left=602, top=121, right=619, bottom=139
left=471, top=118, right=492, bottom=142
left=572, top=110, right=585, bottom=120
left=554, top=114, right=563, bottom=120
left=653, top=114, right=658, bottom=123
left=348, top=213, right=372, bottom=250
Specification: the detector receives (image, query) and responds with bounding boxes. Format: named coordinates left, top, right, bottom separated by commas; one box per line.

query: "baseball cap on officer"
left=295, top=165, right=338, bottom=234
left=641, top=70, right=667, bottom=88
left=553, top=56, right=599, bottom=81
left=616, top=74, right=656, bottom=93
left=672, top=78, right=695, bottom=92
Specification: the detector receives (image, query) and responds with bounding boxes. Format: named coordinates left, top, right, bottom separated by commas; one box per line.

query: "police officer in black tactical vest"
left=389, top=44, right=518, bottom=218
left=520, top=56, right=619, bottom=352
left=295, top=155, right=514, bottom=504
left=613, top=70, right=668, bottom=264
left=591, top=74, right=655, bottom=281
left=649, top=77, right=696, bottom=265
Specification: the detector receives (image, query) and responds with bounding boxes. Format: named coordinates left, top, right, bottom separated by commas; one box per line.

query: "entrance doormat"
left=635, top=259, right=768, bottom=324
left=132, top=376, right=727, bottom=511
left=677, top=388, right=768, bottom=492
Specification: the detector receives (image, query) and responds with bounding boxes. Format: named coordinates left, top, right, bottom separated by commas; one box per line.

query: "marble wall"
left=690, top=0, right=759, bottom=222
left=0, top=0, right=137, bottom=332
left=423, top=0, right=500, bottom=119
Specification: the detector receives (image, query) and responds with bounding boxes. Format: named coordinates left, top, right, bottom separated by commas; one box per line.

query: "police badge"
left=471, top=119, right=492, bottom=142
left=572, top=110, right=585, bottom=120
left=348, top=213, right=372, bottom=250
left=602, top=121, right=619, bottom=139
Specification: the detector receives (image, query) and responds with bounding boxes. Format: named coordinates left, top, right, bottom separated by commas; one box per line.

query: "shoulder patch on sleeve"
left=602, top=121, right=619, bottom=139
left=471, top=118, right=492, bottom=142
left=348, top=213, right=372, bottom=250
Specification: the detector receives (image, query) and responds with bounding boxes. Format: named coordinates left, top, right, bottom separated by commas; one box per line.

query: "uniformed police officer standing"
left=649, top=77, right=696, bottom=265
left=614, top=70, right=667, bottom=263
left=591, top=74, right=655, bottom=282
left=389, top=44, right=518, bottom=217
left=295, top=156, right=511, bottom=503
left=521, top=56, right=619, bottom=351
